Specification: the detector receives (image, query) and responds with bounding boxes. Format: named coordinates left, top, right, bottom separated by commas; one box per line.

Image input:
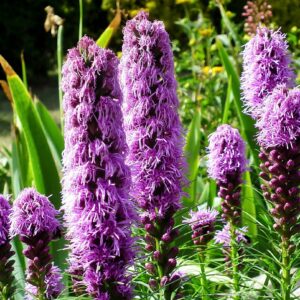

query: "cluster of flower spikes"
left=185, top=208, right=218, bottom=247
left=257, top=86, right=300, bottom=254
left=9, top=188, right=63, bottom=299
left=207, top=124, right=247, bottom=226
left=120, top=11, right=186, bottom=298
left=215, top=224, right=248, bottom=270
left=242, top=0, right=272, bottom=36
left=241, top=26, right=295, bottom=120
left=62, top=36, right=136, bottom=299
left=0, top=195, right=14, bottom=299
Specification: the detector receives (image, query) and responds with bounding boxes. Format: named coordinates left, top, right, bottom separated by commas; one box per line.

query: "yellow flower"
left=197, top=95, right=203, bottom=102
left=291, top=26, right=298, bottom=33
left=146, top=1, right=156, bottom=9
left=226, top=11, right=234, bottom=18
left=189, top=38, right=196, bottom=46
left=202, top=66, right=211, bottom=76
left=212, top=66, right=223, bottom=75
left=199, top=28, right=213, bottom=37
left=176, top=0, right=193, bottom=4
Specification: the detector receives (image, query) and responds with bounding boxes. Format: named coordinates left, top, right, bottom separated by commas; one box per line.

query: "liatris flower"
left=258, top=85, right=300, bottom=256
left=207, top=124, right=247, bottom=226
left=25, top=265, right=64, bottom=299
left=241, top=27, right=295, bottom=119
left=10, top=188, right=63, bottom=299
left=185, top=208, right=218, bottom=246
left=0, top=195, right=15, bottom=299
left=62, top=36, right=136, bottom=299
left=242, top=1, right=272, bottom=36
left=120, top=11, right=185, bottom=297
left=215, top=224, right=248, bottom=268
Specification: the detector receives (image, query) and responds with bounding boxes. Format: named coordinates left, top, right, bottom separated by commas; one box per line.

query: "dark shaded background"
left=0, top=0, right=299, bottom=83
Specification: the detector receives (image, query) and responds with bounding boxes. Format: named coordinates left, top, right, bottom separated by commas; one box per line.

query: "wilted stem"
left=57, top=25, right=64, bottom=132
left=229, top=223, right=240, bottom=300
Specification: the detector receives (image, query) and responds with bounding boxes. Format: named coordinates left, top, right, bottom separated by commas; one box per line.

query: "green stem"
left=229, top=223, right=240, bottom=300
left=57, top=25, right=64, bottom=132
left=79, top=0, right=83, bottom=40
left=199, top=252, right=208, bottom=300
left=281, top=235, right=291, bottom=300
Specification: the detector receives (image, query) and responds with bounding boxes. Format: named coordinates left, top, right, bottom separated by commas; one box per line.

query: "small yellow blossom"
left=202, top=66, right=211, bottom=76
left=146, top=1, right=156, bottom=9
left=189, top=38, right=196, bottom=46
left=212, top=66, right=223, bottom=75
left=226, top=11, right=234, bottom=18
left=291, top=26, right=298, bottom=33
left=199, top=28, right=213, bottom=37
left=176, top=0, right=193, bottom=4
left=197, top=95, right=203, bottom=102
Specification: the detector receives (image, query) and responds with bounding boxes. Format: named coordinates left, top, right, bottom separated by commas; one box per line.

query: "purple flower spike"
left=0, top=195, right=15, bottom=298
left=241, top=26, right=295, bottom=119
left=25, top=265, right=64, bottom=299
left=10, top=188, right=62, bottom=300
left=215, top=224, right=248, bottom=248
left=257, top=86, right=300, bottom=257
left=207, top=125, right=247, bottom=225
left=185, top=208, right=218, bottom=246
left=257, top=86, right=300, bottom=148
left=10, top=188, right=60, bottom=238
left=120, top=11, right=185, bottom=298
left=215, top=224, right=248, bottom=269
left=62, top=36, right=136, bottom=299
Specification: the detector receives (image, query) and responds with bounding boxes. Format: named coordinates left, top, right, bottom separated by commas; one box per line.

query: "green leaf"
left=242, top=171, right=258, bottom=239
left=222, top=76, right=232, bottom=124
left=218, top=2, right=240, bottom=47
left=11, top=237, right=25, bottom=299
left=96, top=8, right=121, bottom=48
left=35, top=100, right=64, bottom=167
left=183, top=109, right=201, bottom=208
left=0, top=55, right=65, bottom=270
left=216, top=39, right=259, bottom=166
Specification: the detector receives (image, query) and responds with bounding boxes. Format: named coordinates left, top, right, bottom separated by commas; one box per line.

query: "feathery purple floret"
left=185, top=208, right=218, bottom=246
left=120, top=11, right=185, bottom=217
left=207, top=124, right=247, bottom=184
left=25, top=265, right=64, bottom=299
left=62, top=36, right=136, bottom=299
left=241, top=26, right=295, bottom=119
left=10, top=188, right=60, bottom=238
left=120, top=11, right=185, bottom=295
left=0, top=195, right=11, bottom=245
left=215, top=224, right=248, bottom=248
left=257, top=85, right=300, bottom=148
left=186, top=208, right=218, bottom=231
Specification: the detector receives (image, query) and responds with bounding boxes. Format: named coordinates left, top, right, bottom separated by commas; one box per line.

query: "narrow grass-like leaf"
left=183, top=109, right=201, bottom=208
left=216, top=39, right=258, bottom=166
left=20, top=52, right=27, bottom=89
left=242, top=171, right=257, bottom=239
left=96, top=8, right=121, bottom=48
left=222, top=76, right=232, bottom=124
left=35, top=100, right=64, bottom=166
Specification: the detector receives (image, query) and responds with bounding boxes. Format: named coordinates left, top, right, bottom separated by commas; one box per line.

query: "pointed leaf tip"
left=0, top=55, right=16, bottom=77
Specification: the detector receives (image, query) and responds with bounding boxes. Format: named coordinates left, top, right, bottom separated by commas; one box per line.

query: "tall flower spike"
left=185, top=208, right=218, bottom=246
left=120, top=11, right=186, bottom=299
left=241, top=27, right=295, bottom=119
left=257, top=86, right=300, bottom=298
left=207, top=124, right=247, bottom=225
left=0, top=195, right=15, bottom=299
left=242, top=1, right=272, bottom=36
left=10, top=188, right=63, bottom=299
left=62, top=36, right=136, bottom=299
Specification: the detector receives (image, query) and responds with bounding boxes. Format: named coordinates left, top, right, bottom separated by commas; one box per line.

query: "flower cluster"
left=241, top=27, right=295, bottom=119
left=120, top=11, right=185, bottom=296
left=10, top=188, right=63, bottom=299
left=185, top=208, right=218, bottom=246
left=207, top=124, right=247, bottom=225
left=62, top=36, right=136, bottom=299
left=0, top=195, right=14, bottom=299
left=242, top=1, right=272, bottom=36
